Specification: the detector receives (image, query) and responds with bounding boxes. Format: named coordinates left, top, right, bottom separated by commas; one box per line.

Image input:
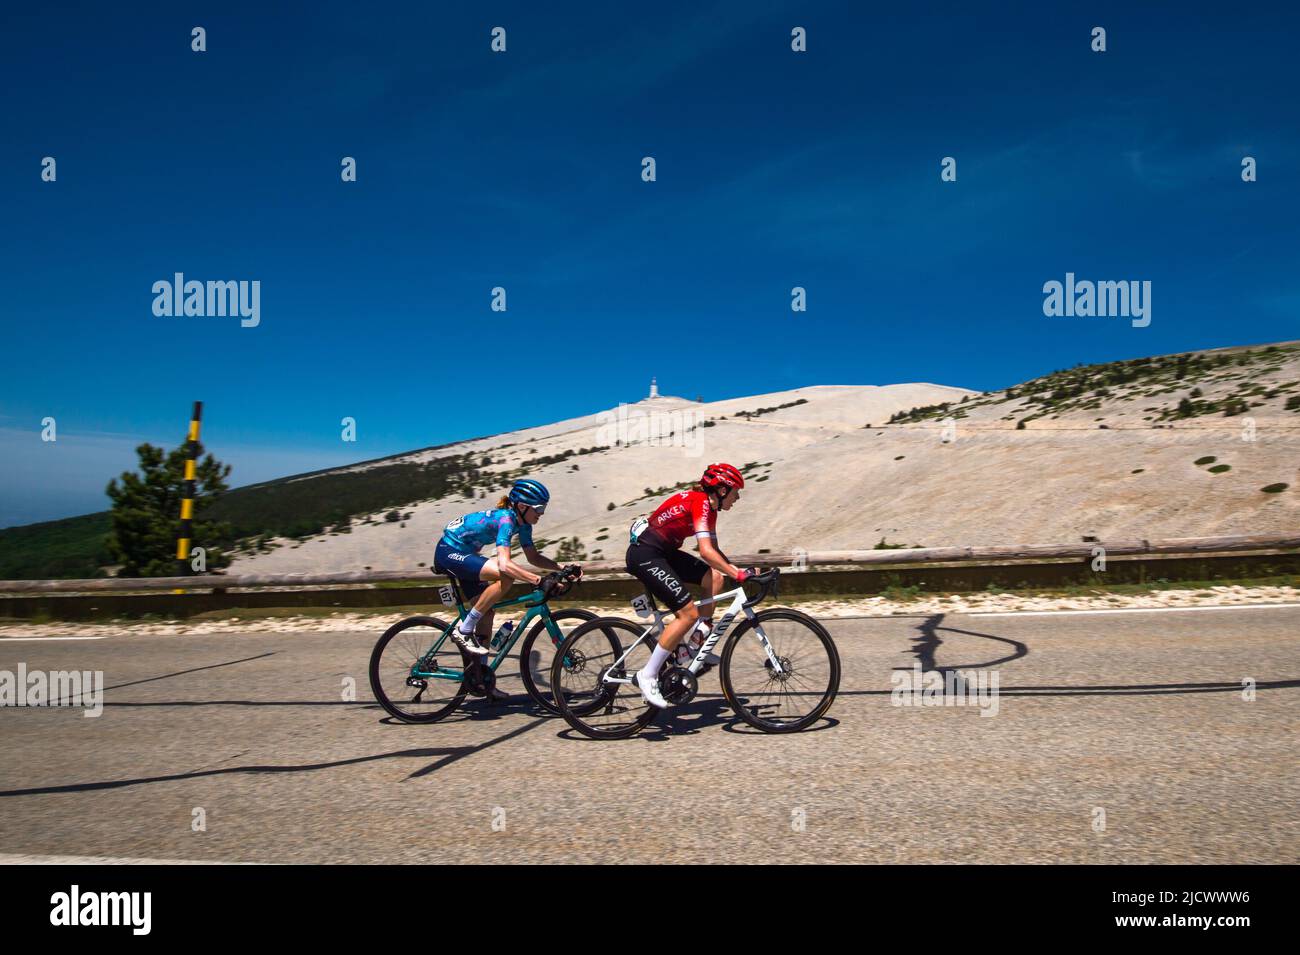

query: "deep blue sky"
left=2, top=1, right=1296, bottom=526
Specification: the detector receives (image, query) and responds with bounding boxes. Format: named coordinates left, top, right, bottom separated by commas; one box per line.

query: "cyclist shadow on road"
left=635, top=696, right=736, bottom=741
left=553, top=694, right=839, bottom=742
left=429, top=671, right=557, bottom=724
left=901, top=613, right=1028, bottom=674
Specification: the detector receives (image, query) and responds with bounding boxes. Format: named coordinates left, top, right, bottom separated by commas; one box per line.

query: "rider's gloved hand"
left=734, top=567, right=753, bottom=582
left=539, top=571, right=567, bottom=597
left=563, top=563, right=583, bottom=579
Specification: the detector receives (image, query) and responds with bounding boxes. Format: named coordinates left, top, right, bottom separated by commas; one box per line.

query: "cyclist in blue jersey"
left=434, top=479, right=579, bottom=662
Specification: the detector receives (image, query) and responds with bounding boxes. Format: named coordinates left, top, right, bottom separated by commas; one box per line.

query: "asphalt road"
left=1, top=605, right=1297, bottom=864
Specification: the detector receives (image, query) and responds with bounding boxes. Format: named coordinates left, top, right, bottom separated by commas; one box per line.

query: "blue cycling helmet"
left=508, top=478, right=550, bottom=507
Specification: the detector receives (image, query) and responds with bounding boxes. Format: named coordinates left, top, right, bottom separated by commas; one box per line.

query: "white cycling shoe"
left=450, top=627, right=491, bottom=656
left=635, top=669, right=669, bottom=709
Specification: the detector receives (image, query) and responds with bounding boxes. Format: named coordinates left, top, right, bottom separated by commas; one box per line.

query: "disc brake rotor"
left=562, top=647, right=588, bottom=673
left=764, top=656, right=794, bottom=682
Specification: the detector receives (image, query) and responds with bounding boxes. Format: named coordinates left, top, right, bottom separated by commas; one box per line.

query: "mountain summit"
left=224, top=342, right=1298, bottom=574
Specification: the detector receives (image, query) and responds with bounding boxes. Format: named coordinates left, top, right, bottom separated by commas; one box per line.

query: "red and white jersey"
left=646, top=490, right=717, bottom=549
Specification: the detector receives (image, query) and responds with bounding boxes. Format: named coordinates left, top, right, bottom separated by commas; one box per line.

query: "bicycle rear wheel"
left=369, top=616, right=468, bottom=723
left=551, top=617, right=660, bottom=739
left=720, top=608, right=840, bottom=732
left=518, top=609, right=598, bottom=714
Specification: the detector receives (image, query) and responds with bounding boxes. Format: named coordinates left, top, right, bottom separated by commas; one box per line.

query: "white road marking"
left=973, top=603, right=1300, bottom=618
left=0, top=635, right=109, bottom=641
left=0, top=852, right=259, bottom=865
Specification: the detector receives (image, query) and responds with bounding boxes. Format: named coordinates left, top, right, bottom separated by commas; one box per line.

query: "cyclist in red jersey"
left=625, top=462, right=753, bottom=708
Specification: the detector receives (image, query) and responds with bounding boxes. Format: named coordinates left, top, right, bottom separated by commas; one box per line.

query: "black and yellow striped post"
left=176, top=401, right=203, bottom=577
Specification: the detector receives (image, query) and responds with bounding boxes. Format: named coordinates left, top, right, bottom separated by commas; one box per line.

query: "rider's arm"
left=497, top=544, right=542, bottom=585
left=522, top=545, right=562, bottom=573
left=697, top=535, right=745, bottom=580
left=691, top=492, right=744, bottom=579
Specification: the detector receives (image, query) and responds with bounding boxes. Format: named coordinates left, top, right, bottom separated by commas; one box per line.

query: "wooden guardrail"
left=1, top=533, right=1296, bottom=594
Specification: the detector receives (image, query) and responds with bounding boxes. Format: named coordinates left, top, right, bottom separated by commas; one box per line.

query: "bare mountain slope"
left=229, top=345, right=1299, bottom=573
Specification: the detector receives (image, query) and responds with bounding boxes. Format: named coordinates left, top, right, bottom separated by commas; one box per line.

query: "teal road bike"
left=369, top=565, right=611, bottom=723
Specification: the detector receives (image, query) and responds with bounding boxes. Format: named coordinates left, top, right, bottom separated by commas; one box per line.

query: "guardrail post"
left=175, top=401, right=203, bottom=584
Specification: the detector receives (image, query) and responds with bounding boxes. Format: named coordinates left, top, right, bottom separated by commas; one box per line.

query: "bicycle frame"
left=605, top=582, right=786, bottom=685
left=410, top=584, right=566, bottom=682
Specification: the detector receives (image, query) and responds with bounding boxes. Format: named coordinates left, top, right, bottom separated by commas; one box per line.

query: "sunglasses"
left=528, top=503, right=547, bottom=515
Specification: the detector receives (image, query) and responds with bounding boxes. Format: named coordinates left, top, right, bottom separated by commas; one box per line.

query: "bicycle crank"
left=660, top=666, right=698, bottom=705
left=464, top=661, right=496, bottom=698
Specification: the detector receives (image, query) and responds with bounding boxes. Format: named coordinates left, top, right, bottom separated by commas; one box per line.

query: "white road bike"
left=550, top=568, right=840, bottom=738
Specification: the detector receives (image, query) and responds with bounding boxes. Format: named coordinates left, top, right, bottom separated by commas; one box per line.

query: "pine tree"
left=556, top=536, right=587, bottom=561
left=105, top=441, right=233, bottom=576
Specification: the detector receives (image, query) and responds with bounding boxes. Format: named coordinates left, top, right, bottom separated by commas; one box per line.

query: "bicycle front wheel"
left=551, top=617, right=660, bottom=739
left=518, top=608, right=598, bottom=714
left=369, top=616, right=468, bottom=723
left=720, top=609, right=840, bottom=733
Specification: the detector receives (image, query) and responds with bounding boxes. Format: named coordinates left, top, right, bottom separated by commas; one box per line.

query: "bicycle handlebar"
left=741, top=567, right=780, bottom=608
left=522, top=564, right=583, bottom=607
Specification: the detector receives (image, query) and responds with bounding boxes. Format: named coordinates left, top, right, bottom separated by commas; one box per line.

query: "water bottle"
left=676, top=621, right=711, bottom=666
left=490, top=620, right=514, bottom=650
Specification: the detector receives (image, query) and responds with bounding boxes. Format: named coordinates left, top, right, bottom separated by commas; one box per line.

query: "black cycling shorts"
left=626, top=539, right=708, bottom=612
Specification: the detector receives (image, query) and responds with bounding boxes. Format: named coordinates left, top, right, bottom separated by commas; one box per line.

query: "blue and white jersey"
left=441, top=507, right=534, bottom=554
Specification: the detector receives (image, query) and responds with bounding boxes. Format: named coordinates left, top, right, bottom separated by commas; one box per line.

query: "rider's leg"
left=657, top=601, right=699, bottom=654
left=628, top=542, right=704, bottom=707
left=473, top=576, right=506, bottom=639
left=698, top=568, right=724, bottom=626
left=684, top=568, right=726, bottom=665
left=459, top=561, right=513, bottom=700
left=638, top=601, right=696, bottom=700
left=459, top=559, right=511, bottom=637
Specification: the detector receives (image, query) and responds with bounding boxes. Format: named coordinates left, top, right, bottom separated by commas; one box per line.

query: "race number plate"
left=630, top=594, right=652, bottom=618
left=437, top=585, right=456, bottom=607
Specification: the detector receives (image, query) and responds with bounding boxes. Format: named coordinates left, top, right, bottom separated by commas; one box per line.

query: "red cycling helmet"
left=701, top=462, right=744, bottom=492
